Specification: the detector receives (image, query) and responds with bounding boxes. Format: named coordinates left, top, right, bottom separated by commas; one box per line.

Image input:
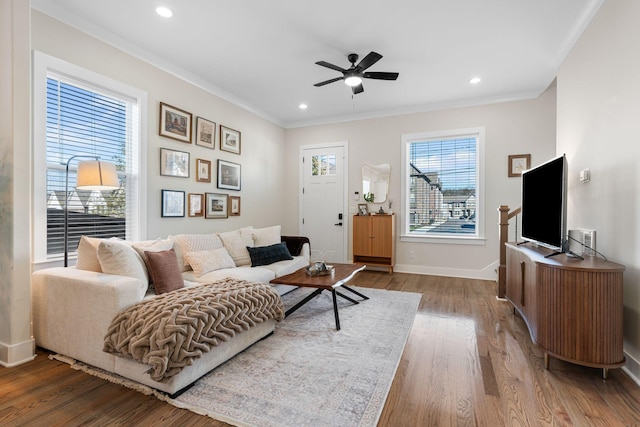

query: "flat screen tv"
left=521, top=154, right=567, bottom=253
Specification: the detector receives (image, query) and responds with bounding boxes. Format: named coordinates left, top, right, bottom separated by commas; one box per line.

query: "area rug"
left=59, top=286, right=421, bottom=427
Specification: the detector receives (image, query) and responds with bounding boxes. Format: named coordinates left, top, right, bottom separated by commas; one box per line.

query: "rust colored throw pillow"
left=145, top=249, right=184, bottom=294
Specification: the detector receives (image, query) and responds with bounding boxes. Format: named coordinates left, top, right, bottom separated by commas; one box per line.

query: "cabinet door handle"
left=520, top=261, right=526, bottom=306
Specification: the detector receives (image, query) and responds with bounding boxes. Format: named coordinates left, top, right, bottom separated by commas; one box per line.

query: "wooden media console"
left=505, top=242, right=625, bottom=378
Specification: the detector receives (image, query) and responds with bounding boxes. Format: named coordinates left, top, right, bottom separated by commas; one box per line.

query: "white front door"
left=300, top=144, right=347, bottom=263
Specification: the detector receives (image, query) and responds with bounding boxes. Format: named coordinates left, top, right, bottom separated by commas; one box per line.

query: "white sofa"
left=32, top=226, right=310, bottom=396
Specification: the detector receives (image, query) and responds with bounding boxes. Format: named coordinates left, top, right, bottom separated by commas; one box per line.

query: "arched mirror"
left=362, top=163, right=390, bottom=203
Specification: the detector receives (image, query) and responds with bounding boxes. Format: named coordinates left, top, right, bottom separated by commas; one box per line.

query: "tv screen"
left=521, top=155, right=567, bottom=251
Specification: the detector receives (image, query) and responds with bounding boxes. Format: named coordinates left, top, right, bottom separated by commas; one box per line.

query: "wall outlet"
left=579, top=169, right=590, bottom=182
left=408, top=250, right=414, bottom=259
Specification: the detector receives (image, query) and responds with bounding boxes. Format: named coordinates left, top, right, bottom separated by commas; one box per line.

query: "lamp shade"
left=76, top=160, right=119, bottom=190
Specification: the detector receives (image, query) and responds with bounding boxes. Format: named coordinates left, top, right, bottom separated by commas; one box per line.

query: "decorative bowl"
left=305, top=263, right=335, bottom=276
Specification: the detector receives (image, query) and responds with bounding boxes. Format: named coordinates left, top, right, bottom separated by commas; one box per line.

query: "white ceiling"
left=32, top=0, right=604, bottom=128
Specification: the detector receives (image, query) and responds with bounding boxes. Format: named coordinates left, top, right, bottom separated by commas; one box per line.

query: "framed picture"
left=188, top=193, right=204, bottom=217
left=508, top=154, right=531, bottom=177
left=205, top=193, right=228, bottom=219
left=195, top=116, right=216, bottom=149
left=196, top=158, right=211, bottom=183
left=220, top=125, right=241, bottom=154
left=160, top=148, right=190, bottom=177
left=217, top=159, right=241, bottom=191
left=161, top=190, right=185, bottom=217
left=358, top=203, right=369, bottom=216
left=159, top=102, right=192, bottom=143
left=229, top=196, right=241, bottom=216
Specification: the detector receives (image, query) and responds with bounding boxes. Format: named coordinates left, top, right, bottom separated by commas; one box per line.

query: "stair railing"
left=497, top=205, right=521, bottom=299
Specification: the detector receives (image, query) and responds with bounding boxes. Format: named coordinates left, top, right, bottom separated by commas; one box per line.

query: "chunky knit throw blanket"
left=103, top=279, right=285, bottom=382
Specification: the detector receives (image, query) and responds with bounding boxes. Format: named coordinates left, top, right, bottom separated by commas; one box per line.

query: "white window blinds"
left=406, top=132, right=480, bottom=237
left=45, top=72, right=140, bottom=256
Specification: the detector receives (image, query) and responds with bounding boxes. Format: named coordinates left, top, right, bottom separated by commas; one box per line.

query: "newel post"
left=497, top=205, right=510, bottom=299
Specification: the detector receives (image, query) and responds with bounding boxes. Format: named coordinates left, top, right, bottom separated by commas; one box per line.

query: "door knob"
left=334, top=222, right=343, bottom=226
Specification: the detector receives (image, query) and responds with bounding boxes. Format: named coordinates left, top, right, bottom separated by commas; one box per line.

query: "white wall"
left=31, top=10, right=289, bottom=242
left=556, top=0, right=640, bottom=381
left=0, top=0, right=35, bottom=367
left=284, top=86, right=557, bottom=279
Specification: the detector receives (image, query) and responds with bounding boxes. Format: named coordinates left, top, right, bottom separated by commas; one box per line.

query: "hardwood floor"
left=2, top=271, right=640, bottom=426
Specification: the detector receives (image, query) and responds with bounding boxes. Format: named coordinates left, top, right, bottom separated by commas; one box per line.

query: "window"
left=311, top=154, right=336, bottom=176
left=401, top=128, right=485, bottom=243
left=33, top=52, right=147, bottom=263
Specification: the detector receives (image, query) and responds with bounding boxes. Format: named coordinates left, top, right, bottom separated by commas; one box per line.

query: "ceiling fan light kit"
left=314, top=51, right=399, bottom=95
left=344, top=73, right=362, bottom=87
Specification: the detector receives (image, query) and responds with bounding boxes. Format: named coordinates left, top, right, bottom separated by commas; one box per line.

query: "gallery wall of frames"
left=158, top=102, right=242, bottom=220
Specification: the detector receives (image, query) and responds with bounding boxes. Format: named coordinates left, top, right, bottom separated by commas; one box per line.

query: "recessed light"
left=299, top=103, right=308, bottom=110
left=469, top=77, right=482, bottom=85
left=156, top=6, right=173, bottom=18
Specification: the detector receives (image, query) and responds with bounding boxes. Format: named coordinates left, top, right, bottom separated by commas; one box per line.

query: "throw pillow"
left=219, top=234, right=254, bottom=266
left=184, top=247, right=236, bottom=277
left=248, top=225, right=281, bottom=247
left=132, top=239, right=173, bottom=269
left=247, top=242, right=293, bottom=267
left=145, top=249, right=184, bottom=294
left=169, top=233, right=224, bottom=270
left=75, top=236, right=103, bottom=272
left=97, top=240, right=149, bottom=295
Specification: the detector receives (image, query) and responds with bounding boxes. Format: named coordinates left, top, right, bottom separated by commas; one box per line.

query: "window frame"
left=400, top=127, right=485, bottom=245
left=32, top=51, right=148, bottom=265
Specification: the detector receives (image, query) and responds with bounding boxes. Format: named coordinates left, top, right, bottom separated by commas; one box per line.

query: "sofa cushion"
left=260, top=255, right=309, bottom=278
left=219, top=234, right=254, bottom=266
left=184, top=247, right=236, bottom=277
left=169, top=233, right=224, bottom=271
left=244, top=225, right=281, bottom=247
left=145, top=249, right=184, bottom=294
left=184, top=265, right=276, bottom=284
left=97, top=240, right=148, bottom=295
left=247, top=242, right=293, bottom=267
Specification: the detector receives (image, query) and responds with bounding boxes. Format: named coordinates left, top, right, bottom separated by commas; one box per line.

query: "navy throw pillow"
left=248, top=242, right=294, bottom=267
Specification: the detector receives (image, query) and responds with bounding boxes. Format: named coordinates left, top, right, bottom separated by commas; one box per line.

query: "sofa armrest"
left=32, top=267, right=145, bottom=372
left=281, top=236, right=310, bottom=258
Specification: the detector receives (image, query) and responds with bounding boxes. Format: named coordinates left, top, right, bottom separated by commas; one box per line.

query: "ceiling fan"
left=313, top=51, right=399, bottom=95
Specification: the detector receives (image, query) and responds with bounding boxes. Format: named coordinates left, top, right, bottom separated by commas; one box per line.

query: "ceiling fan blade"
left=363, top=71, right=399, bottom=81
left=315, top=61, right=347, bottom=73
left=352, top=83, right=364, bottom=95
left=314, top=77, right=343, bottom=87
left=356, top=51, right=382, bottom=71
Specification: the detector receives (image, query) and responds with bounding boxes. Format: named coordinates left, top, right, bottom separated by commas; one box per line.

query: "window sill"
left=32, top=256, right=67, bottom=271
left=400, top=234, right=486, bottom=245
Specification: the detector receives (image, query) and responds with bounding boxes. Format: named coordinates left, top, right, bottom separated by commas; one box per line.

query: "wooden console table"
left=352, top=214, right=395, bottom=273
left=505, top=242, right=625, bottom=378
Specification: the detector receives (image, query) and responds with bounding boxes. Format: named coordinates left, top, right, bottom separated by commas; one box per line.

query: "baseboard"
left=0, top=338, right=36, bottom=367
left=394, top=259, right=500, bottom=281
left=622, top=349, right=640, bottom=386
